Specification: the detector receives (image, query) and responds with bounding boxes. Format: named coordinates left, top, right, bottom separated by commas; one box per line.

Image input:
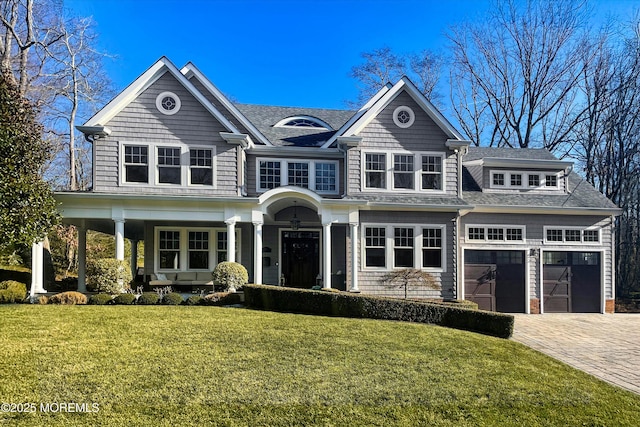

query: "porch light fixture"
left=290, top=201, right=301, bottom=230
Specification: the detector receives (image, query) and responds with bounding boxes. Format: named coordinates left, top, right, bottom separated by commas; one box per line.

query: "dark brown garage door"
left=543, top=252, right=600, bottom=313
left=465, top=250, right=526, bottom=313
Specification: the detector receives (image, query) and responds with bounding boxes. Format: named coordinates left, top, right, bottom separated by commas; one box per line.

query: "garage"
left=543, top=251, right=601, bottom=313
left=464, top=250, right=526, bottom=313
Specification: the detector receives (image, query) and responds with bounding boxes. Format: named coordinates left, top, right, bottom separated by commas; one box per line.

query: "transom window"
left=544, top=227, right=600, bottom=244
left=466, top=225, right=525, bottom=243
left=363, top=224, right=446, bottom=271
left=257, top=158, right=339, bottom=194
left=124, top=145, right=148, bottom=183
left=363, top=151, right=445, bottom=193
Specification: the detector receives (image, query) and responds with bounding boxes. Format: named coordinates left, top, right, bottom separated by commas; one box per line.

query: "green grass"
left=0, top=306, right=639, bottom=426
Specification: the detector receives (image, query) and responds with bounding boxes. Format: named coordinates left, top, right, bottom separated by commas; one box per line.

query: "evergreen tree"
left=0, top=72, right=58, bottom=251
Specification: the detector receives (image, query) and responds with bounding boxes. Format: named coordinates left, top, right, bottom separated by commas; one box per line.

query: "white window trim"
left=543, top=226, right=601, bottom=245
left=156, top=91, right=181, bottom=116
left=361, top=223, right=446, bottom=272
left=360, top=150, right=446, bottom=194
left=154, top=226, right=240, bottom=273
left=466, top=225, right=526, bottom=243
left=490, top=170, right=561, bottom=190
left=120, top=141, right=216, bottom=189
left=255, top=157, right=340, bottom=195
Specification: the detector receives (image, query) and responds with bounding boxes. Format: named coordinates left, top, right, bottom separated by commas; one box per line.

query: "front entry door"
left=281, top=231, right=320, bottom=288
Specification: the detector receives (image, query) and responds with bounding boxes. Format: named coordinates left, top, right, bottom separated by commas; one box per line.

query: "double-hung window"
left=315, top=162, right=336, bottom=192
left=364, top=227, right=386, bottom=268
left=124, top=145, right=149, bottom=183
left=422, top=227, right=442, bottom=268
left=159, top=230, right=181, bottom=270
left=393, top=155, right=414, bottom=190
left=188, top=231, right=209, bottom=269
left=421, top=155, right=442, bottom=190
left=157, top=147, right=181, bottom=184
left=190, top=149, right=213, bottom=185
left=257, top=158, right=339, bottom=194
left=288, top=162, right=309, bottom=188
left=259, top=160, right=281, bottom=190
left=365, top=153, right=386, bottom=189
left=394, top=227, right=414, bottom=267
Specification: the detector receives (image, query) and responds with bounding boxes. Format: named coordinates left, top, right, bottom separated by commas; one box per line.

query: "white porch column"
left=226, top=219, right=236, bottom=263
left=30, top=241, right=46, bottom=296
left=114, top=219, right=125, bottom=261
left=77, top=225, right=87, bottom=293
left=130, top=239, right=138, bottom=278
left=323, top=222, right=332, bottom=289
left=253, top=221, right=263, bottom=284
left=349, top=222, right=360, bottom=292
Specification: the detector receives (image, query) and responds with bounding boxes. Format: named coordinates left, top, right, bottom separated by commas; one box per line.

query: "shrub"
left=212, top=262, right=248, bottom=292
left=88, top=293, right=113, bottom=305
left=137, top=292, right=160, bottom=305
left=185, top=295, right=203, bottom=306
left=35, top=295, right=48, bottom=305
left=48, top=291, right=87, bottom=305
left=113, top=293, right=136, bottom=305
left=86, top=258, right=132, bottom=294
left=201, top=292, right=242, bottom=306
left=244, top=284, right=514, bottom=339
left=0, top=280, right=27, bottom=303
left=162, top=292, right=184, bottom=305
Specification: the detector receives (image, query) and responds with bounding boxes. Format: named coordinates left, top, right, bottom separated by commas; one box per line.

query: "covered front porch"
left=49, top=187, right=361, bottom=293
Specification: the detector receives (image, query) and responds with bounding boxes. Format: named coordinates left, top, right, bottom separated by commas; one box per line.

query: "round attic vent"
left=156, top=91, right=181, bottom=115
left=393, top=106, right=415, bottom=128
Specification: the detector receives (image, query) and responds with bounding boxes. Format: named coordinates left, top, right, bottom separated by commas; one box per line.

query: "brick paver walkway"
left=511, top=314, right=640, bottom=394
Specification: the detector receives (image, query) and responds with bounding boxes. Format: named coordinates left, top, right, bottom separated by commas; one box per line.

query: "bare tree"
left=448, top=0, right=600, bottom=150
left=349, top=46, right=443, bottom=107
left=381, top=269, right=440, bottom=299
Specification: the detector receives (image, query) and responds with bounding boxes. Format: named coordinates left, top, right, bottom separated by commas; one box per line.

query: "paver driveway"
left=511, top=313, right=640, bottom=394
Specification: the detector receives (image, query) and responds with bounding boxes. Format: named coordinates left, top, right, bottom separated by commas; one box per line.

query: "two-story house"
left=42, top=57, right=619, bottom=313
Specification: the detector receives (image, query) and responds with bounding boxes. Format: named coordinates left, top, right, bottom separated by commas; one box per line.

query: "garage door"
left=543, top=252, right=600, bottom=313
left=465, top=250, right=526, bottom=313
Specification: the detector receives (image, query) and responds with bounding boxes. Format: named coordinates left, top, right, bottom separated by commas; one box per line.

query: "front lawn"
left=0, top=306, right=638, bottom=426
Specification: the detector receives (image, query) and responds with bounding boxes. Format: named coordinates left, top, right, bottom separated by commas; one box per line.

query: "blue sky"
left=65, top=0, right=638, bottom=110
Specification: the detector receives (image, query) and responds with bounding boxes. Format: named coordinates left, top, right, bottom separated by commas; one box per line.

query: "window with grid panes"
left=124, top=145, right=148, bottom=183
left=421, top=155, right=442, bottom=190
left=159, top=230, right=180, bottom=269
left=394, top=227, right=414, bottom=267
left=188, top=231, right=209, bottom=269
left=157, top=147, right=181, bottom=184
left=365, top=153, right=386, bottom=189
left=393, top=154, right=414, bottom=189
left=189, top=149, right=213, bottom=185
left=422, top=227, right=442, bottom=268
left=287, top=162, right=309, bottom=188
left=364, top=227, right=386, bottom=267
left=259, top=160, right=281, bottom=190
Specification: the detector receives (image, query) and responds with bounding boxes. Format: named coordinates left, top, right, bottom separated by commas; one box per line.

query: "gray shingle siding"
left=93, top=72, right=238, bottom=196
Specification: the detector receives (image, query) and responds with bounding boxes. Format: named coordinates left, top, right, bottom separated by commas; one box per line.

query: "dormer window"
left=274, top=116, right=333, bottom=130
left=490, top=170, right=561, bottom=190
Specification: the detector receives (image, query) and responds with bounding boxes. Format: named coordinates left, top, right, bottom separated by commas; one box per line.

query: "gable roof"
left=82, top=57, right=241, bottom=135
left=323, top=77, right=466, bottom=148
left=180, top=62, right=272, bottom=146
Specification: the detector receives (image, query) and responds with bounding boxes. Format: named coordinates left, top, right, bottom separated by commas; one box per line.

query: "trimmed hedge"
left=244, top=284, right=514, bottom=339
left=88, top=293, right=113, bottom=305
left=113, top=293, right=136, bottom=305
left=162, top=292, right=184, bottom=305
left=0, top=280, right=27, bottom=303
left=185, top=295, right=203, bottom=306
left=137, top=292, right=160, bottom=305
left=86, top=258, right=131, bottom=294
left=48, top=291, right=87, bottom=305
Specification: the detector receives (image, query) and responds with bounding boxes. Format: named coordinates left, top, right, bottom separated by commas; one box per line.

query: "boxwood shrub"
left=0, top=280, right=27, bottom=303
left=113, top=293, right=136, bottom=305
left=48, top=291, right=87, bottom=305
left=88, top=293, right=113, bottom=305
left=244, top=284, right=514, bottom=339
left=185, top=295, right=203, bottom=306
left=137, top=292, right=160, bottom=305
left=162, top=292, right=184, bottom=305
left=86, top=258, right=131, bottom=294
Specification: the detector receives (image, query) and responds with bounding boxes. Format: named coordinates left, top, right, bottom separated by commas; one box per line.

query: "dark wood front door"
left=281, top=231, right=320, bottom=288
